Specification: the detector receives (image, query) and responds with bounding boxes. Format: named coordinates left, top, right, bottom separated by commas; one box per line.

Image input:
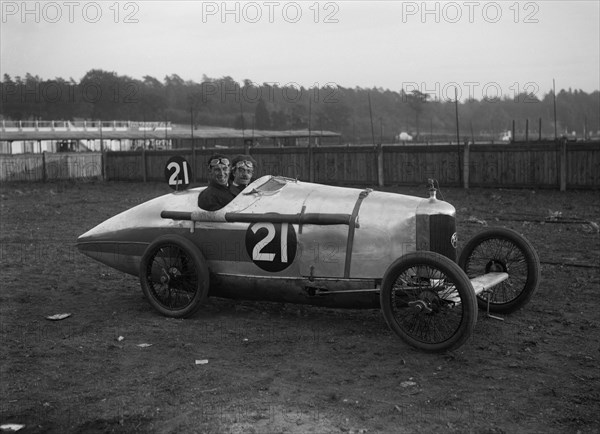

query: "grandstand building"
left=0, top=120, right=341, bottom=154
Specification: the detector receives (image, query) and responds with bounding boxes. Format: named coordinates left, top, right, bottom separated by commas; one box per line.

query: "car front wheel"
left=459, top=227, right=540, bottom=314
left=139, top=234, right=209, bottom=318
left=380, top=252, right=478, bottom=353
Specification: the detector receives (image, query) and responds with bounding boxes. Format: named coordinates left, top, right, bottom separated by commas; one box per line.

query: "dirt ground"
left=1, top=180, right=599, bottom=434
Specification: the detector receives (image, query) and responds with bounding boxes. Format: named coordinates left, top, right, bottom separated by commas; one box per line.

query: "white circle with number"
left=245, top=221, right=297, bottom=272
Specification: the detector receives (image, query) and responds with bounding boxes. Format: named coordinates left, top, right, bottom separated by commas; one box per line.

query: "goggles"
left=234, top=160, right=254, bottom=170
left=208, top=157, right=230, bottom=167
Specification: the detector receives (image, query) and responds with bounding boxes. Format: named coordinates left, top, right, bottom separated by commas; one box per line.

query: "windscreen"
left=251, top=176, right=290, bottom=194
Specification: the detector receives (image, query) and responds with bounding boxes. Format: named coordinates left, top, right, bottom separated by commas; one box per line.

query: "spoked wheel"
left=458, top=228, right=540, bottom=314
left=139, top=235, right=209, bottom=318
left=380, top=252, right=478, bottom=353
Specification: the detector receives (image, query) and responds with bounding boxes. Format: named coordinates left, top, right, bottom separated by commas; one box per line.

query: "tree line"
left=1, top=69, right=598, bottom=143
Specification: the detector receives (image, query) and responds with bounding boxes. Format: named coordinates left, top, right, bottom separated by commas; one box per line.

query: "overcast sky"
left=1, top=1, right=599, bottom=101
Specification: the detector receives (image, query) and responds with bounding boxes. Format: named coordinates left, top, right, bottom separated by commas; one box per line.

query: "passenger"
left=197, top=154, right=236, bottom=211
left=229, top=154, right=257, bottom=196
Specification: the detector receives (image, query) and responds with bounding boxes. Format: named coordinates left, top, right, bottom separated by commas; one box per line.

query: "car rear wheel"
left=139, top=234, right=209, bottom=318
left=380, top=252, right=478, bottom=353
left=458, top=228, right=540, bottom=314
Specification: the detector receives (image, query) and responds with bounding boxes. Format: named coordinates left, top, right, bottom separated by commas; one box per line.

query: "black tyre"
left=380, top=252, right=478, bottom=353
left=458, top=228, right=540, bottom=314
left=139, top=234, right=209, bottom=318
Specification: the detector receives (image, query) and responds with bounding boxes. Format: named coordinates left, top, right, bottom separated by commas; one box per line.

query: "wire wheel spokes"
left=390, top=264, right=465, bottom=345
left=464, top=238, right=527, bottom=304
left=140, top=235, right=209, bottom=318
left=147, top=244, right=199, bottom=310
left=458, top=228, right=540, bottom=314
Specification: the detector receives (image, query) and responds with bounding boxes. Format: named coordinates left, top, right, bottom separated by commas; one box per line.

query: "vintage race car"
left=77, top=170, right=540, bottom=352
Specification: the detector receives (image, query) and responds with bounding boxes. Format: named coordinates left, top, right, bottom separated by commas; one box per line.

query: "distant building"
left=500, top=131, right=512, bottom=142
left=396, top=132, right=413, bottom=142
left=0, top=120, right=340, bottom=154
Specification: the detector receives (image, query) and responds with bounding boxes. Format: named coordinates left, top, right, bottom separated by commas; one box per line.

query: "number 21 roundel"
left=245, top=220, right=297, bottom=272
left=165, top=156, right=191, bottom=191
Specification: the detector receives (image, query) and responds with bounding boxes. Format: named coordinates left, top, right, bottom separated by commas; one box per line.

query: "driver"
left=229, top=154, right=257, bottom=196
left=197, top=154, right=235, bottom=211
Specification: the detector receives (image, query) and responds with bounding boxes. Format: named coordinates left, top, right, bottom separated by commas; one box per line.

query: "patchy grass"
left=1, top=181, right=599, bottom=433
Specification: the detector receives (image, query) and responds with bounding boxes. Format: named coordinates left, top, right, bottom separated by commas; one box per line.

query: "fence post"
left=463, top=143, right=470, bottom=189
left=511, top=120, right=515, bottom=142
left=42, top=151, right=47, bottom=182
left=308, top=145, right=315, bottom=183
left=560, top=139, right=567, bottom=191
left=377, top=144, right=384, bottom=187
left=142, top=148, right=147, bottom=182
left=191, top=138, right=196, bottom=183
left=102, top=150, right=107, bottom=181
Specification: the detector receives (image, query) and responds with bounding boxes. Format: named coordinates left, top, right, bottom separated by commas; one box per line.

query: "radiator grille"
left=429, top=214, right=457, bottom=261
left=416, top=214, right=457, bottom=261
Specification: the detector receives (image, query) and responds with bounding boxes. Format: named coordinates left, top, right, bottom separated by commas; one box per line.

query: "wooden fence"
left=0, top=152, right=102, bottom=182
left=2, top=141, right=599, bottom=189
left=105, top=141, right=599, bottom=190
